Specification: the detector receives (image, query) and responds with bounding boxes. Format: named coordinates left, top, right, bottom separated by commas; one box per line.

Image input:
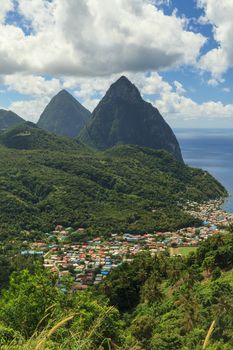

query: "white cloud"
left=17, top=0, right=56, bottom=32
left=82, top=98, right=102, bottom=112
left=198, top=0, right=233, bottom=79
left=173, top=80, right=186, bottom=94
left=155, top=85, right=233, bottom=121
left=151, top=0, right=171, bottom=6
left=9, top=97, right=50, bottom=122
left=1, top=74, right=62, bottom=121
left=130, top=72, right=172, bottom=95
left=0, top=0, right=13, bottom=23
left=207, top=78, right=218, bottom=86
left=3, top=74, right=62, bottom=97
left=0, top=0, right=206, bottom=77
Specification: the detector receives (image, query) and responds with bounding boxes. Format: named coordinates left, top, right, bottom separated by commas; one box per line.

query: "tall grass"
left=35, top=315, right=74, bottom=350
left=0, top=306, right=119, bottom=350
left=203, top=320, right=216, bottom=350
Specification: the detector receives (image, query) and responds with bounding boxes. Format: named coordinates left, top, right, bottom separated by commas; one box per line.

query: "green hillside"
left=0, top=125, right=226, bottom=238
left=0, top=109, right=24, bottom=131
left=0, top=122, right=85, bottom=151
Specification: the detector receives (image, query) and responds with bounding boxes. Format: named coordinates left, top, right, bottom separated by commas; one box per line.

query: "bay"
left=174, top=128, right=233, bottom=213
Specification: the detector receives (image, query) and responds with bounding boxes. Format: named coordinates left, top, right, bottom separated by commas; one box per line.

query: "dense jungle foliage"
left=0, top=123, right=226, bottom=240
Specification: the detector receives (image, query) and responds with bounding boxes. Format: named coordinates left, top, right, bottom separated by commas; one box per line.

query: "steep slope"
left=0, top=122, right=86, bottom=151
left=79, top=76, right=183, bottom=162
left=37, top=90, right=91, bottom=137
left=0, top=109, right=24, bottom=131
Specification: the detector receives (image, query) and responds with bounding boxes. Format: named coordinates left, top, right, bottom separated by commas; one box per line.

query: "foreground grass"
left=1, top=310, right=121, bottom=350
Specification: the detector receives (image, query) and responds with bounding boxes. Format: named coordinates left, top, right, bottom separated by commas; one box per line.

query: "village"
left=23, top=199, right=233, bottom=291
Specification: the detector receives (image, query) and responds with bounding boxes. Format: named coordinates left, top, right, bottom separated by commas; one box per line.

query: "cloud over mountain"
left=0, top=0, right=205, bottom=76
left=0, top=0, right=232, bottom=128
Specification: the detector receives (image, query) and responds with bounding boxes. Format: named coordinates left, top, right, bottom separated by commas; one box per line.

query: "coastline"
left=185, top=196, right=233, bottom=226
left=175, top=128, right=233, bottom=216
left=222, top=194, right=233, bottom=213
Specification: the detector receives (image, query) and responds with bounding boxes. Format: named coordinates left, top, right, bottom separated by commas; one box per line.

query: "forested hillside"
left=0, top=124, right=226, bottom=239
left=0, top=109, right=24, bottom=131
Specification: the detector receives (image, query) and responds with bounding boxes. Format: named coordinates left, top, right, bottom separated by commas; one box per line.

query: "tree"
left=211, top=281, right=233, bottom=342
left=130, top=315, right=155, bottom=343
left=151, top=330, right=183, bottom=350
left=140, top=273, right=163, bottom=304
left=176, top=288, right=200, bottom=333
left=0, top=265, right=63, bottom=337
left=212, top=267, right=221, bottom=280
left=227, top=223, right=233, bottom=234
left=203, top=256, right=215, bottom=276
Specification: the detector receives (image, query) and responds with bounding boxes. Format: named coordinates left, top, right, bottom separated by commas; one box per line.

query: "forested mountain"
left=37, top=90, right=91, bottom=137
left=0, top=109, right=24, bottom=131
left=79, top=76, right=183, bottom=162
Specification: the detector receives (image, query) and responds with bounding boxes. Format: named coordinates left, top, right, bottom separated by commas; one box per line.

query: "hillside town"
left=22, top=200, right=233, bottom=291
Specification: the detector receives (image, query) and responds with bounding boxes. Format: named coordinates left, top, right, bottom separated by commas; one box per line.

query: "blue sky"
left=0, top=0, right=233, bottom=128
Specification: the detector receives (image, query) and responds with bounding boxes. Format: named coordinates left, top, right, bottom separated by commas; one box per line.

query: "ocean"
left=174, top=128, right=233, bottom=213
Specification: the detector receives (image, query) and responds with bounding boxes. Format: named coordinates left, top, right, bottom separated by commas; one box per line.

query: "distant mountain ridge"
left=0, top=109, right=24, bottom=131
left=79, top=76, right=183, bottom=162
left=37, top=90, right=91, bottom=137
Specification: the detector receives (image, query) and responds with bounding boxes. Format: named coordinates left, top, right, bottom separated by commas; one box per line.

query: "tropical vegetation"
left=0, top=232, right=233, bottom=349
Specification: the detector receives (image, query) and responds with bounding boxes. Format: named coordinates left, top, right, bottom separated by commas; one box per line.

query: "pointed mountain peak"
left=50, top=90, right=83, bottom=106
left=114, top=75, right=132, bottom=86
left=37, top=89, right=91, bottom=137
left=80, top=76, right=183, bottom=162
left=52, top=89, right=77, bottom=101
left=106, top=76, right=142, bottom=102
left=56, top=89, right=71, bottom=97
